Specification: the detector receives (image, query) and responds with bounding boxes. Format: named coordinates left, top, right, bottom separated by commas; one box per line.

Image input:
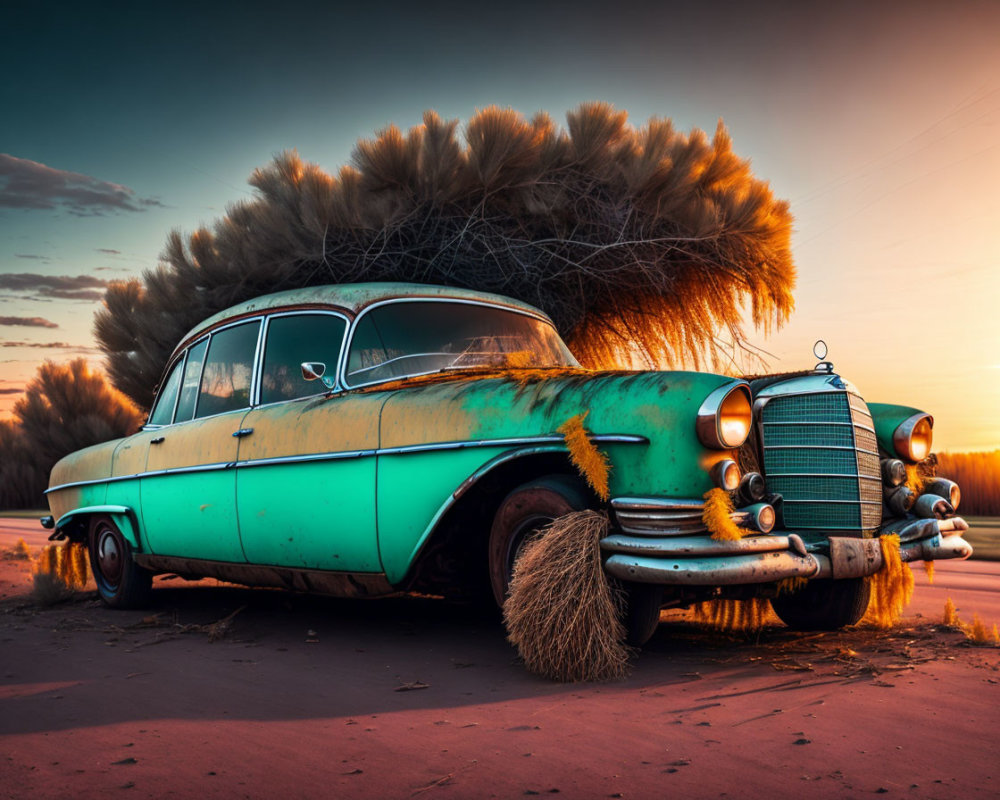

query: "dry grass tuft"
left=702, top=488, right=743, bottom=542
left=967, top=614, right=991, bottom=645
left=11, top=538, right=31, bottom=560
left=943, top=597, right=958, bottom=627
left=904, top=464, right=929, bottom=496
left=557, top=412, right=610, bottom=501
left=692, top=597, right=774, bottom=632
left=861, top=534, right=914, bottom=629
left=775, top=576, right=808, bottom=596
left=31, top=542, right=89, bottom=605
left=503, top=510, right=630, bottom=682
left=922, top=560, right=935, bottom=584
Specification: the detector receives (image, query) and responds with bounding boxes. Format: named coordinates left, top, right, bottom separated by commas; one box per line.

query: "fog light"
left=885, top=486, right=915, bottom=516
left=881, top=458, right=906, bottom=487
left=742, top=502, right=775, bottom=533
left=914, top=493, right=953, bottom=520
left=739, top=472, right=766, bottom=502
left=923, top=478, right=961, bottom=511
left=710, top=459, right=741, bottom=491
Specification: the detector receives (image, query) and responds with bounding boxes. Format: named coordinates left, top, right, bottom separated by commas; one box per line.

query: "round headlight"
left=697, top=383, right=752, bottom=449
left=711, top=459, right=741, bottom=491
left=893, top=413, right=933, bottom=463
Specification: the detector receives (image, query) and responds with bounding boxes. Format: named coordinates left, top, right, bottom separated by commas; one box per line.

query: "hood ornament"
left=813, top=340, right=834, bottom=373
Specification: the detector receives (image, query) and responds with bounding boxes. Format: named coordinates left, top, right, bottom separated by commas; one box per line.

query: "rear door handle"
left=232, top=428, right=254, bottom=438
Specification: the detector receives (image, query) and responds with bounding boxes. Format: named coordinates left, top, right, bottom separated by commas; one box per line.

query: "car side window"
left=147, top=357, right=185, bottom=426
left=260, top=313, right=347, bottom=404
left=195, top=321, right=261, bottom=418
left=174, top=338, right=208, bottom=423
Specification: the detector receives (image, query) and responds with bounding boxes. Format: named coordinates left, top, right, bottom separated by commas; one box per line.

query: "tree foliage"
left=0, top=360, right=142, bottom=509
left=96, top=103, right=795, bottom=409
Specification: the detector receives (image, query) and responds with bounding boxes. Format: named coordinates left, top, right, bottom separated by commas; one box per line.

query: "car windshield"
left=346, top=301, right=577, bottom=386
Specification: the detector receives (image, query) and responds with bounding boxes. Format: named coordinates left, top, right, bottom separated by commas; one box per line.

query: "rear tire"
left=770, top=578, right=870, bottom=631
left=488, top=475, right=589, bottom=607
left=88, top=515, right=152, bottom=609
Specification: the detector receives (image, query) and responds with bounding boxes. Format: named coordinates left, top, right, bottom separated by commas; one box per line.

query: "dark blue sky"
left=2, top=0, right=999, bottom=447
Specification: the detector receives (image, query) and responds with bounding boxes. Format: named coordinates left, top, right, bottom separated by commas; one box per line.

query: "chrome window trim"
left=45, top=432, right=647, bottom=494
left=145, top=351, right=188, bottom=429
left=176, top=334, right=210, bottom=424
left=254, top=309, right=350, bottom=406
left=192, top=317, right=263, bottom=421
left=339, top=297, right=572, bottom=391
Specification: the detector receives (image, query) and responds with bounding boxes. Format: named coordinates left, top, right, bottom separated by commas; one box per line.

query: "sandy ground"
left=1, top=518, right=998, bottom=800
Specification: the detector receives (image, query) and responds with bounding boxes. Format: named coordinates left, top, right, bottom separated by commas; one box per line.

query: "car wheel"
left=488, top=475, right=589, bottom=607
left=88, top=515, right=152, bottom=609
left=769, top=577, right=870, bottom=631
left=623, top=583, right=664, bottom=646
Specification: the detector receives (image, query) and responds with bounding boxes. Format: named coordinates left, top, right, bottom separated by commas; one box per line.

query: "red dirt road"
left=1, top=518, right=998, bottom=799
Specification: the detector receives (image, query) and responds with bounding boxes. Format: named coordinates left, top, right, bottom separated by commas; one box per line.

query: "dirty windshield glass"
left=346, top=301, right=577, bottom=386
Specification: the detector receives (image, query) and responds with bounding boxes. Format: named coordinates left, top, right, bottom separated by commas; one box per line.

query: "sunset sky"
left=2, top=0, right=998, bottom=451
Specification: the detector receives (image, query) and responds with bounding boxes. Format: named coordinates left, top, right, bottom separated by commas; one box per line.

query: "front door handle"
left=151, top=436, right=165, bottom=444
left=232, top=428, right=254, bottom=438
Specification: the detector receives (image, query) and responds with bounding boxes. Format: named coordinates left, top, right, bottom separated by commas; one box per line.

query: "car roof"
left=178, top=282, right=552, bottom=347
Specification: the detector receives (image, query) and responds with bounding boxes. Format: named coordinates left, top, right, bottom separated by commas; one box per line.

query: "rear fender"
left=51, top=505, right=142, bottom=551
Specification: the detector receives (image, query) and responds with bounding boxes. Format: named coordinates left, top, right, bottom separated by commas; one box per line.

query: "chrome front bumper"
left=602, top=497, right=973, bottom=587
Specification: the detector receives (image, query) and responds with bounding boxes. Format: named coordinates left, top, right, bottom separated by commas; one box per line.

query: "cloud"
left=15, top=253, right=49, bottom=261
left=0, top=316, right=59, bottom=328
left=1, top=341, right=98, bottom=352
left=95, top=248, right=121, bottom=255
left=0, top=388, right=23, bottom=395
left=0, top=154, right=165, bottom=215
left=0, top=272, right=108, bottom=302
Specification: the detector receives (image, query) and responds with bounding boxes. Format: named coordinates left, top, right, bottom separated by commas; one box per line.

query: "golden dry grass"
left=936, top=451, right=1000, bottom=515
left=503, top=510, right=630, bottom=682
left=691, top=597, right=774, bottom=632
left=557, top=412, right=610, bottom=501
left=861, top=534, right=914, bottom=629
left=702, top=488, right=743, bottom=541
left=31, top=542, right=89, bottom=605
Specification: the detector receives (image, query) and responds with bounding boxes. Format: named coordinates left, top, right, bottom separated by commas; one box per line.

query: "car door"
left=140, top=320, right=261, bottom=562
left=235, top=311, right=384, bottom=572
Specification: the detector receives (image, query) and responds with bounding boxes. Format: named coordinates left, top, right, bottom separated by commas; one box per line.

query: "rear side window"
left=148, top=357, right=184, bottom=426
left=195, top=321, right=261, bottom=418
left=174, top=339, right=208, bottom=423
left=260, top=313, right=347, bottom=404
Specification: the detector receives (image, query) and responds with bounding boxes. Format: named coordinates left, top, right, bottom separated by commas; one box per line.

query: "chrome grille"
left=761, top=391, right=882, bottom=534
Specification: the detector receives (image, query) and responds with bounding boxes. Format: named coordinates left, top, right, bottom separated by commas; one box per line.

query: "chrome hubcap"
left=97, top=529, right=122, bottom=584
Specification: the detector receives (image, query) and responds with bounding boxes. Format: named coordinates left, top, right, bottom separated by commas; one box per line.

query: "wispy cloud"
left=0, top=154, right=165, bottom=215
left=0, top=316, right=59, bottom=329
left=0, top=387, right=23, bottom=395
left=1, top=341, right=98, bottom=351
left=14, top=253, right=50, bottom=261
left=95, top=248, right=122, bottom=255
left=0, top=272, right=108, bottom=302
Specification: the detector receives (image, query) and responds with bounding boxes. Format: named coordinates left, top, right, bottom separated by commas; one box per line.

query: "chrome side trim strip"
left=46, top=433, right=648, bottom=493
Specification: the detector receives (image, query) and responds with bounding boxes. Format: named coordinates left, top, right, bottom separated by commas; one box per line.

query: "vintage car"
left=42, top=283, right=972, bottom=645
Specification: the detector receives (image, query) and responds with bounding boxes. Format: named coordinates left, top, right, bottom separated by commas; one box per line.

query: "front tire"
left=770, top=578, right=870, bottom=631
left=488, top=475, right=589, bottom=607
left=88, top=515, right=152, bottom=609
left=623, top=583, right=664, bottom=646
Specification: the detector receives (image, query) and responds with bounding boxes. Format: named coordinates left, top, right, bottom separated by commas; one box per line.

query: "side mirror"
left=301, top=362, right=326, bottom=381
left=301, top=362, right=335, bottom=390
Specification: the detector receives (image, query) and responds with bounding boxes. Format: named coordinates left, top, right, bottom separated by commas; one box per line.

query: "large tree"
left=96, top=103, right=795, bottom=409
left=0, top=359, right=142, bottom=508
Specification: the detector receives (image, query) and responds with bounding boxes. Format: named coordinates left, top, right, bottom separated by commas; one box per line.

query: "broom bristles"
left=503, top=510, right=630, bottom=682
left=861, top=534, right=914, bottom=629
